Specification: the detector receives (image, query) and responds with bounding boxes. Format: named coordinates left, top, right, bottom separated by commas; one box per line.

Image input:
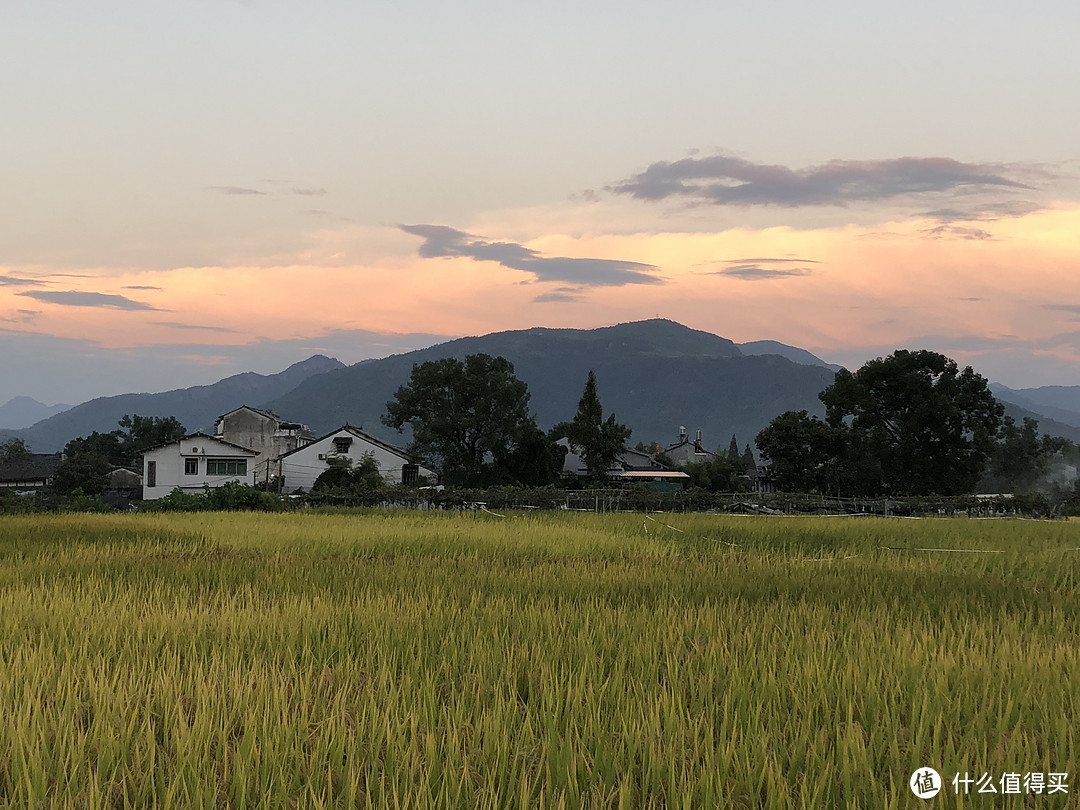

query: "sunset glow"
left=3, top=1, right=1079, bottom=404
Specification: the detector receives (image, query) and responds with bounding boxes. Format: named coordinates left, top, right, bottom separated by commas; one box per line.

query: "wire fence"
left=301, top=487, right=1070, bottom=518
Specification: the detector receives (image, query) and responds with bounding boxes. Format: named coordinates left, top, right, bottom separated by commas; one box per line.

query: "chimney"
left=679, top=425, right=687, bottom=442
left=694, top=429, right=704, bottom=453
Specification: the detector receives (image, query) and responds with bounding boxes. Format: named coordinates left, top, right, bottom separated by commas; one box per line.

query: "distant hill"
left=266, top=319, right=838, bottom=452
left=992, top=384, right=1080, bottom=429
left=997, top=400, right=1080, bottom=444
left=738, top=340, right=844, bottom=373
left=0, top=397, right=72, bottom=430
left=20, top=355, right=345, bottom=452
left=21, top=320, right=1073, bottom=458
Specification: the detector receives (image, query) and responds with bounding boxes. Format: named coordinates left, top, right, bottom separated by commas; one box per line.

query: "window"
left=184, top=458, right=198, bottom=475
left=332, top=437, right=353, bottom=452
left=146, top=461, right=156, bottom=488
left=206, top=459, right=247, bottom=476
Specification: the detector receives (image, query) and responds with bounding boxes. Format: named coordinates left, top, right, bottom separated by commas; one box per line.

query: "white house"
left=141, top=432, right=258, bottom=499
left=214, top=406, right=315, bottom=485
left=278, top=425, right=436, bottom=492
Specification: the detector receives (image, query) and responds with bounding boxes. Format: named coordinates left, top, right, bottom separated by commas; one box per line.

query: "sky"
left=3, top=0, right=1080, bottom=407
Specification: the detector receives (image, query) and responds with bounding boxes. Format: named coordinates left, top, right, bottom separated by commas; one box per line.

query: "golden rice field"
left=1, top=510, right=1078, bottom=809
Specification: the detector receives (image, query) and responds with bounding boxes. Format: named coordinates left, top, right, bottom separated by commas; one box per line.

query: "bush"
left=140, top=483, right=288, bottom=512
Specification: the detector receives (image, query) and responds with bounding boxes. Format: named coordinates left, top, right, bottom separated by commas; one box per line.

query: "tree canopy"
left=562, top=370, right=631, bottom=484
left=52, top=414, right=188, bottom=496
left=0, top=438, right=31, bottom=464
left=63, top=414, right=187, bottom=470
left=311, top=452, right=384, bottom=493
left=754, top=410, right=842, bottom=493
left=756, top=350, right=1004, bottom=496
left=383, top=354, right=545, bottom=487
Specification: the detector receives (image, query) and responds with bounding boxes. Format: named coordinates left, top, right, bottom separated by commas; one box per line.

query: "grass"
left=0, top=510, right=1077, bottom=808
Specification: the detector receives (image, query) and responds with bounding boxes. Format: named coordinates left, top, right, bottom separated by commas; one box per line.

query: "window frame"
left=206, top=458, right=248, bottom=477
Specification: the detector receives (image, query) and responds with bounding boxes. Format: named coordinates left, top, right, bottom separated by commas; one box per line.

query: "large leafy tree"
left=756, top=350, right=1004, bottom=496
left=681, top=452, right=745, bottom=492
left=118, top=414, right=187, bottom=459
left=63, top=414, right=187, bottom=469
left=981, top=416, right=1080, bottom=494
left=820, top=349, right=1003, bottom=495
left=49, top=452, right=112, bottom=496
left=496, top=424, right=566, bottom=487
left=564, top=370, right=631, bottom=483
left=383, top=354, right=539, bottom=487
left=755, top=410, right=843, bottom=492
left=52, top=414, right=188, bottom=496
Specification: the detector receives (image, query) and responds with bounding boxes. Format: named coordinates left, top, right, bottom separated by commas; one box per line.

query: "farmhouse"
left=214, top=406, right=316, bottom=486
left=0, top=453, right=63, bottom=493
left=556, top=438, right=689, bottom=488
left=663, top=426, right=714, bottom=466
left=278, top=425, right=436, bottom=492
left=141, top=433, right=257, bottom=500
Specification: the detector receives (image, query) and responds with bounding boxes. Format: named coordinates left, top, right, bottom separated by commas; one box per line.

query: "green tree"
left=62, top=415, right=187, bottom=470
left=564, top=370, right=631, bottom=484
left=821, top=349, right=1003, bottom=495
left=741, top=444, right=756, bottom=473
left=312, top=452, right=384, bottom=493
left=0, top=438, right=31, bottom=463
left=118, top=414, right=186, bottom=460
left=727, top=434, right=740, bottom=463
left=681, top=452, right=745, bottom=492
left=984, top=416, right=1045, bottom=492
left=383, top=354, right=537, bottom=487
left=64, top=430, right=126, bottom=467
left=497, top=424, right=566, bottom=487
left=755, top=410, right=842, bottom=492
left=49, top=451, right=111, bottom=496
left=54, top=414, right=187, bottom=497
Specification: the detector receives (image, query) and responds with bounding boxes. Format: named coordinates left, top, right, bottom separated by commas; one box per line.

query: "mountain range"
left=264, top=319, right=837, bottom=451
left=8, top=319, right=1080, bottom=454
left=0, top=397, right=71, bottom=431
left=11, top=355, right=344, bottom=452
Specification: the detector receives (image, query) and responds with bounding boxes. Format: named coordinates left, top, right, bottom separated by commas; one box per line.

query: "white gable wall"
left=281, top=429, right=431, bottom=493
left=143, top=435, right=256, bottom=500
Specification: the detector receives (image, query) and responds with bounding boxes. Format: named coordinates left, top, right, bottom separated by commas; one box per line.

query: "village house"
left=214, top=406, right=316, bottom=485
left=745, top=462, right=776, bottom=494
left=277, top=425, right=436, bottom=493
left=141, top=433, right=257, bottom=499
left=663, top=426, right=714, bottom=466
left=0, top=453, right=63, bottom=493
left=556, top=438, right=690, bottom=489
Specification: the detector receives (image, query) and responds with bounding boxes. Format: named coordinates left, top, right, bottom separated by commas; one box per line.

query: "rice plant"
left=0, top=511, right=1077, bottom=808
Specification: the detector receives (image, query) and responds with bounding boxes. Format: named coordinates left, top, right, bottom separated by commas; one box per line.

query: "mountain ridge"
left=18, top=355, right=345, bottom=452
left=13, top=321, right=1080, bottom=456
left=265, top=320, right=838, bottom=452
left=0, top=397, right=72, bottom=430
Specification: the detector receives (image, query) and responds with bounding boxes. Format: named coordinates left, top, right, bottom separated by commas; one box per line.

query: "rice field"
left=1, top=510, right=1078, bottom=808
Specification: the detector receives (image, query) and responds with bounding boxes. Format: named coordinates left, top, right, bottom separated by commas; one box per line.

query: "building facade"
left=214, top=406, right=316, bottom=485
left=663, top=427, right=715, bottom=466
left=141, top=433, right=257, bottom=499
left=278, top=426, right=435, bottom=492
left=0, top=453, right=63, bottom=493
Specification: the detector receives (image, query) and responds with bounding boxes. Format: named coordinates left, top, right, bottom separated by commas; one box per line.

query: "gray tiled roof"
left=0, top=453, right=63, bottom=482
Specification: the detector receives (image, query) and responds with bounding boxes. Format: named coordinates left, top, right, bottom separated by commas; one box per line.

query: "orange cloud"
left=2, top=206, right=1078, bottom=377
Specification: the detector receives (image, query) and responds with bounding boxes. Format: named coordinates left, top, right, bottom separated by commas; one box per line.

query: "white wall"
left=281, top=429, right=432, bottom=492
left=142, top=435, right=256, bottom=500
